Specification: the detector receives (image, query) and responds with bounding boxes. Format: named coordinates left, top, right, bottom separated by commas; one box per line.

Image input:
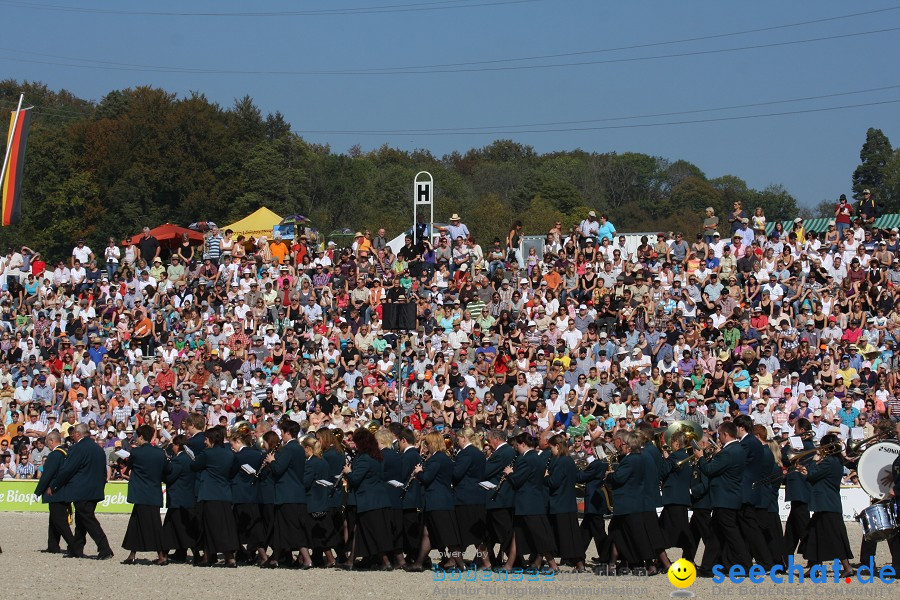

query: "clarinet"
left=329, top=456, right=351, bottom=498
left=399, top=466, right=418, bottom=500
left=491, top=456, right=518, bottom=501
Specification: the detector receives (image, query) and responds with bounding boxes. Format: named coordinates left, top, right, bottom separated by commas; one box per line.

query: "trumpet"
left=674, top=453, right=698, bottom=469
left=845, top=431, right=891, bottom=457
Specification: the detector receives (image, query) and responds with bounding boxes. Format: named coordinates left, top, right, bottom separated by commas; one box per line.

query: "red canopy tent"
left=123, top=223, right=205, bottom=248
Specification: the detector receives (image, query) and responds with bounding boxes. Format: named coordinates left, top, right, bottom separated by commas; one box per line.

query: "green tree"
left=852, top=128, right=893, bottom=205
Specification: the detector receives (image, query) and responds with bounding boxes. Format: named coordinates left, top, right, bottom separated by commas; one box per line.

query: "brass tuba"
left=364, top=420, right=381, bottom=433
left=229, top=420, right=253, bottom=438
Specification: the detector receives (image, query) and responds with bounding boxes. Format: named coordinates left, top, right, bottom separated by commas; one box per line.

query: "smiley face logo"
left=668, top=558, right=697, bottom=589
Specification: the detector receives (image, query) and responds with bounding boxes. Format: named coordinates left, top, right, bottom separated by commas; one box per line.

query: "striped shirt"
left=206, top=235, right=222, bottom=260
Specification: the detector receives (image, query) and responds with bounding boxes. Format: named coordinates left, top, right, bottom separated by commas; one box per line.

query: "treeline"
left=1, top=80, right=889, bottom=261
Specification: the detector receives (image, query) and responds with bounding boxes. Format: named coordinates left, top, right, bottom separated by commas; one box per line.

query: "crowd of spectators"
left=0, top=190, right=897, bottom=486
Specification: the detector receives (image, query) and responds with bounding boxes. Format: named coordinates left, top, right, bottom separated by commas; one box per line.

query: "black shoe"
left=121, top=558, right=136, bottom=565
left=697, top=567, right=715, bottom=578
left=96, top=550, right=115, bottom=560
left=65, top=551, right=85, bottom=559
left=40, top=548, right=63, bottom=554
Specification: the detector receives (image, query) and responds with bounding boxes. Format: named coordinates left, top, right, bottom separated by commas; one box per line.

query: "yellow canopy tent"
left=223, top=207, right=283, bottom=240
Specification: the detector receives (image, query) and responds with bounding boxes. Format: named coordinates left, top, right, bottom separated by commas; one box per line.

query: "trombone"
left=753, top=441, right=844, bottom=488
left=845, top=430, right=891, bottom=457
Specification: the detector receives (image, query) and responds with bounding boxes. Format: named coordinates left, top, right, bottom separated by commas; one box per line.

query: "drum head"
left=857, top=441, right=900, bottom=500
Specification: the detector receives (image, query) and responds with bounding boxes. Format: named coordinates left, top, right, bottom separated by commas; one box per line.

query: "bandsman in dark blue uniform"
left=121, top=425, right=168, bottom=565
left=502, top=432, right=558, bottom=573
left=797, top=433, right=854, bottom=577
left=783, top=418, right=814, bottom=557
left=303, top=434, right=340, bottom=568
left=754, top=425, right=785, bottom=567
left=33, top=431, right=75, bottom=554
left=482, top=429, right=516, bottom=569
left=191, top=425, right=238, bottom=568
left=48, top=423, right=114, bottom=560
left=659, top=431, right=695, bottom=560
left=162, top=434, right=200, bottom=563
left=338, top=427, right=393, bottom=570
left=376, top=428, right=407, bottom=568
left=576, top=437, right=610, bottom=566
left=317, top=429, right=347, bottom=563
left=686, top=431, right=717, bottom=576
left=397, top=428, right=423, bottom=563
left=262, top=419, right=311, bottom=569
left=404, top=431, right=464, bottom=572
left=733, top=415, right=775, bottom=570
left=694, top=421, right=750, bottom=571
left=545, top=433, right=585, bottom=572
left=230, top=428, right=266, bottom=565
left=452, top=427, right=486, bottom=562
left=605, top=430, right=655, bottom=574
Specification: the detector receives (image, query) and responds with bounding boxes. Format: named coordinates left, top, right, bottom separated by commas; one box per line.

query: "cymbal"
left=663, top=420, right=703, bottom=446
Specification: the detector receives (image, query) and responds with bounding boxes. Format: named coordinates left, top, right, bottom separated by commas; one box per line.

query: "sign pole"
left=412, top=171, right=433, bottom=246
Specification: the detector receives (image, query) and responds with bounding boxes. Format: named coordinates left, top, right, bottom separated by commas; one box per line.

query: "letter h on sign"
left=416, top=182, right=431, bottom=205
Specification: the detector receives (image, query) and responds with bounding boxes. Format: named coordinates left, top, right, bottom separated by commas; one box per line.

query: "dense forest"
left=1, top=80, right=898, bottom=261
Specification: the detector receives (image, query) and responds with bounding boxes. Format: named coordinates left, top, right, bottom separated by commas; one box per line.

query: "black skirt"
left=455, top=504, right=486, bottom=548
left=401, top=509, right=423, bottom=555
left=486, top=507, right=514, bottom=548
left=356, top=508, right=392, bottom=557
left=309, top=508, right=341, bottom=550
left=800, top=511, right=853, bottom=564
left=514, top=514, right=556, bottom=557
left=641, top=510, right=666, bottom=554
left=658, top=505, right=693, bottom=550
left=608, top=513, right=654, bottom=564
left=271, top=503, right=310, bottom=551
left=233, top=503, right=266, bottom=548
left=123, top=504, right=165, bottom=552
left=200, top=500, right=239, bottom=554
left=260, top=503, right=276, bottom=547
left=551, top=512, right=584, bottom=561
left=163, top=507, right=200, bottom=551
left=387, top=507, right=403, bottom=551
left=425, top=509, right=461, bottom=550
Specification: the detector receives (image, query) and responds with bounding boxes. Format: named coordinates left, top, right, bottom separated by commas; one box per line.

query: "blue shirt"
left=596, top=222, right=616, bottom=242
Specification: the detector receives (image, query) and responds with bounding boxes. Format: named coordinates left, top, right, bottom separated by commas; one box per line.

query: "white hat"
left=793, top=217, right=802, bottom=224
left=450, top=213, right=461, bottom=221
left=578, top=304, right=587, bottom=310
left=588, top=210, right=596, bottom=217
left=459, top=264, right=468, bottom=271
left=519, top=278, right=528, bottom=284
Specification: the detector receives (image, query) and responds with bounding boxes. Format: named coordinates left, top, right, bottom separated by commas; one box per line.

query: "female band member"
left=121, top=425, right=167, bottom=565
left=302, top=435, right=338, bottom=568
left=452, top=427, right=487, bottom=563
left=230, top=429, right=266, bottom=566
left=545, top=433, right=585, bottom=572
left=256, top=430, right=280, bottom=563
left=316, top=429, right=347, bottom=562
left=262, top=419, right=312, bottom=569
left=605, top=431, right=656, bottom=574
left=376, top=429, right=407, bottom=568
left=797, top=434, right=855, bottom=577
left=162, top=434, right=199, bottom=563
left=190, top=426, right=238, bottom=568
left=337, top=428, right=393, bottom=570
left=659, top=431, right=695, bottom=560
left=404, top=431, right=465, bottom=572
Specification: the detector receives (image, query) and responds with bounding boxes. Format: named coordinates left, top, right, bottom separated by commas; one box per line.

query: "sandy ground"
left=1, top=512, right=896, bottom=600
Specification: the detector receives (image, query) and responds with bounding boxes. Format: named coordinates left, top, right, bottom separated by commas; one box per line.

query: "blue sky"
left=2, top=0, right=899, bottom=208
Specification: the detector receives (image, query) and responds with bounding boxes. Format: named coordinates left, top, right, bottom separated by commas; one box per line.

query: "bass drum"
left=857, top=441, right=900, bottom=500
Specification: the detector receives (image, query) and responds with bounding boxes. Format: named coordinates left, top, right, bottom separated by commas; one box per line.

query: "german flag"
left=1, top=106, right=32, bottom=226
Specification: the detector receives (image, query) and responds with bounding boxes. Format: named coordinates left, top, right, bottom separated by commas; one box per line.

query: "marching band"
left=29, top=416, right=900, bottom=576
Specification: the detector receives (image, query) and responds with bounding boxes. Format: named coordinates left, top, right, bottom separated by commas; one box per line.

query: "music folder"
left=387, top=480, right=404, bottom=488
left=114, top=450, right=130, bottom=460
left=478, top=481, right=497, bottom=490
left=240, top=464, right=257, bottom=476
left=316, top=479, right=335, bottom=487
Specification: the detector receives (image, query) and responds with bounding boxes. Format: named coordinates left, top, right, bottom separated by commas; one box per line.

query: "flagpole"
left=0, top=93, right=25, bottom=190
